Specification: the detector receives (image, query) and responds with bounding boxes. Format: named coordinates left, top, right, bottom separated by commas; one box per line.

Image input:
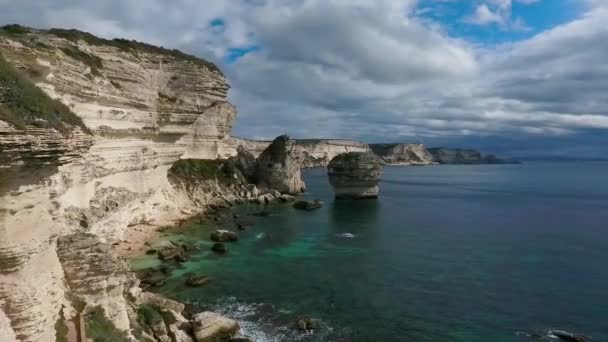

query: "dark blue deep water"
left=133, top=162, right=608, bottom=341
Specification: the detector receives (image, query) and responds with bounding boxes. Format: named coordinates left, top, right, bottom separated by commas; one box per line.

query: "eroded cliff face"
left=370, top=143, right=435, bottom=165
left=232, top=138, right=370, bottom=168
left=0, top=27, right=236, bottom=341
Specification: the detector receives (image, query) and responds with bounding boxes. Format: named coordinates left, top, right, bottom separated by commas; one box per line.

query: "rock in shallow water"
left=211, top=243, right=228, bottom=254
left=328, top=152, right=383, bottom=199
left=293, top=200, right=323, bottom=211
left=192, top=312, right=239, bottom=342
left=255, top=135, right=307, bottom=194
left=210, top=230, right=239, bottom=242
left=185, top=275, right=211, bottom=287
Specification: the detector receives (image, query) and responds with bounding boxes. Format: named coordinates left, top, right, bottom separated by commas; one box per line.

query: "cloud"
left=0, top=0, right=606, bottom=158
left=465, top=0, right=540, bottom=30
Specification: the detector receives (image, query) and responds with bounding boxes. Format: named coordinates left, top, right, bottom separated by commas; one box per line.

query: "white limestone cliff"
left=0, top=28, right=236, bottom=341
left=232, top=138, right=371, bottom=168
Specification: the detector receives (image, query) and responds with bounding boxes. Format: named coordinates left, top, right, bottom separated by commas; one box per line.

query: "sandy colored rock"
left=255, top=135, right=306, bottom=194
left=328, top=152, right=384, bottom=199
left=192, top=312, right=239, bottom=342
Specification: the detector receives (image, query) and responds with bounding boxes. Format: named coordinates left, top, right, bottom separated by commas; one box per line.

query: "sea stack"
left=255, top=135, right=307, bottom=194
left=328, top=152, right=384, bottom=199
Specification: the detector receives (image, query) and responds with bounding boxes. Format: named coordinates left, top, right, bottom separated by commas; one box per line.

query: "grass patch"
left=0, top=24, right=30, bottom=35
left=55, top=318, right=68, bottom=342
left=137, top=304, right=177, bottom=337
left=48, top=27, right=222, bottom=75
left=0, top=53, right=89, bottom=134
left=85, top=307, right=129, bottom=342
left=169, top=159, right=245, bottom=186
left=59, top=46, right=102, bottom=76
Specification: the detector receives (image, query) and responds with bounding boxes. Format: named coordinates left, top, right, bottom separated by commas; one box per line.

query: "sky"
left=1, top=0, right=607, bottom=158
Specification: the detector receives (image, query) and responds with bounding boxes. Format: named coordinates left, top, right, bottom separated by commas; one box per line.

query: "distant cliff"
left=232, top=138, right=371, bottom=168
left=428, top=148, right=518, bottom=164
left=370, top=143, right=435, bottom=165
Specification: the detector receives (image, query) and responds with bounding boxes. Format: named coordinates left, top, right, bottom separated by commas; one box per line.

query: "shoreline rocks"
left=192, top=312, right=240, bottom=342
left=328, top=152, right=384, bottom=199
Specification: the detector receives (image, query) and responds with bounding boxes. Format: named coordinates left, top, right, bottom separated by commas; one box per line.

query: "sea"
left=131, top=162, right=608, bottom=341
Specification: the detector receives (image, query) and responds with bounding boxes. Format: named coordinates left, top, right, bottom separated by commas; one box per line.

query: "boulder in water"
left=192, top=311, right=240, bottom=342
left=328, top=152, right=383, bottom=199
left=293, top=200, right=323, bottom=211
left=549, top=330, right=588, bottom=342
left=210, top=230, right=239, bottom=242
left=255, top=135, right=307, bottom=194
left=211, top=243, right=228, bottom=254
left=296, top=318, right=316, bottom=332
left=185, top=275, right=212, bottom=287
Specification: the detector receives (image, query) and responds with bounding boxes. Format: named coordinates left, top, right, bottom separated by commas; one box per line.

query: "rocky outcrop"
left=370, top=143, right=435, bottom=165
left=181, top=102, right=237, bottom=160
left=232, top=138, right=370, bottom=168
left=0, top=26, right=236, bottom=341
left=297, top=139, right=371, bottom=168
left=254, top=135, right=306, bottom=194
left=192, top=312, right=239, bottom=342
left=328, top=152, right=384, bottom=199
left=428, top=148, right=516, bottom=164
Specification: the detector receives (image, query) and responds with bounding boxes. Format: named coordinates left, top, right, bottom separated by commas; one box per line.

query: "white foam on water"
left=336, top=233, right=356, bottom=238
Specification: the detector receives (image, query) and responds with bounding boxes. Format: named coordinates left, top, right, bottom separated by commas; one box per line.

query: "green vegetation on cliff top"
left=84, top=307, right=129, bottom=342
left=169, top=159, right=245, bottom=186
left=46, top=27, right=223, bottom=75
left=0, top=52, right=89, bottom=134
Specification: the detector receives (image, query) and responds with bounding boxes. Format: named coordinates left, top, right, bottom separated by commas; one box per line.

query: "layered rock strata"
left=254, top=135, right=306, bottom=194
left=370, top=143, right=435, bottom=165
left=0, top=26, right=237, bottom=341
left=232, top=138, right=370, bottom=168
left=328, top=152, right=384, bottom=199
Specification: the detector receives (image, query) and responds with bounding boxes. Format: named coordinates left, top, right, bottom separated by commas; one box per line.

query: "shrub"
left=84, top=307, right=129, bottom=342
left=59, top=46, right=103, bottom=76
left=48, top=27, right=223, bottom=75
left=137, top=304, right=177, bottom=334
left=54, top=318, right=68, bottom=342
left=0, top=24, right=30, bottom=35
left=169, top=159, right=245, bottom=186
left=0, top=53, right=89, bottom=134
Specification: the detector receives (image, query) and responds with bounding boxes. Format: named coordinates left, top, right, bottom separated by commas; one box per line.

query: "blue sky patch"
left=416, top=0, right=585, bottom=44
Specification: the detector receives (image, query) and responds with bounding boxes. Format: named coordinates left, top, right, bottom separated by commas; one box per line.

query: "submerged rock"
left=328, top=152, right=383, bottom=199
left=158, top=247, right=187, bottom=263
left=211, top=243, right=228, bottom=254
left=548, top=330, right=588, bottom=342
left=185, top=275, right=212, bottom=287
left=210, top=230, right=239, bottom=242
left=296, top=318, right=316, bottom=332
left=278, top=194, right=296, bottom=202
left=293, top=200, right=323, bottom=211
left=192, top=312, right=239, bottom=342
left=255, top=135, right=306, bottom=194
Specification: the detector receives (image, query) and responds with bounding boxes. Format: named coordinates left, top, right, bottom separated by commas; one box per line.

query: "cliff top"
left=0, top=24, right=223, bottom=75
left=0, top=52, right=88, bottom=134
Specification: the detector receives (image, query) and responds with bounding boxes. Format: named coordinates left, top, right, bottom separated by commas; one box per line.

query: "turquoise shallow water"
left=133, top=162, right=608, bottom=341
